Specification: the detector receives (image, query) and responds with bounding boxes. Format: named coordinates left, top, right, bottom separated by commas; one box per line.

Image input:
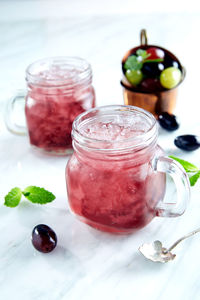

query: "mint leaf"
left=22, top=186, right=55, bottom=204
left=124, top=55, right=143, bottom=71
left=4, top=187, right=22, bottom=207
left=169, top=156, right=199, bottom=173
left=189, top=171, right=200, bottom=186
left=136, top=49, right=150, bottom=59
left=169, top=155, right=200, bottom=186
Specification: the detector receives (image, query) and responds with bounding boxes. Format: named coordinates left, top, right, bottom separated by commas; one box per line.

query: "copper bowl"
left=121, top=29, right=185, bottom=118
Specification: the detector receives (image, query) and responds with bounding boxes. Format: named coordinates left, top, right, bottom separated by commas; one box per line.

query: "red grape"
left=32, top=224, right=57, bottom=253
left=139, top=78, right=163, bottom=92
left=146, top=47, right=165, bottom=60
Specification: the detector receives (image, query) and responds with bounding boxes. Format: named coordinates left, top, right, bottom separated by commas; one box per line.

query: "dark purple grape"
left=139, top=78, right=163, bottom=92
left=32, top=224, right=57, bottom=253
left=142, top=62, right=164, bottom=77
left=164, top=54, right=181, bottom=70
left=174, top=135, right=200, bottom=151
left=158, top=112, right=179, bottom=131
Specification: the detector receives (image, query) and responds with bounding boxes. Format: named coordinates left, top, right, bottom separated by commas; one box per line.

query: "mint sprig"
left=169, top=155, right=200, bottom=186
left=136, top=49, right=150, bottom=60
left=4, top=186, right=56, bottom=207
left=124, top=49, right=164, bottom=72
left=136, top=49, right=164, bottom=63
left=124, top=55, right=143, bottom=71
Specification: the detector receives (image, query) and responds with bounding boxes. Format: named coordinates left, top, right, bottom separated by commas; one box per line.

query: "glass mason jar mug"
left=5, top=57, right=95, bottom=155
left=66, top=105, right=190, bottom=234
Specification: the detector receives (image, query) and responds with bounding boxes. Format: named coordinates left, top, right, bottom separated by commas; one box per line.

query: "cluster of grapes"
left=123, top=47, right=182, bottom=92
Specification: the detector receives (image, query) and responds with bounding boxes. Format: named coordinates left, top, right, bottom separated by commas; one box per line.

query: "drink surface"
left=25, top=63, right=95, bottom=154
left=78, top=111, right=153, bottom=150
left=67, top=117, right=165, bottom=233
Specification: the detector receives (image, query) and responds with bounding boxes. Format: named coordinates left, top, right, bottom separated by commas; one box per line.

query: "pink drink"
left=66, top=106, right=166, bottom=233
left=25, top=57, right=95, bottom=154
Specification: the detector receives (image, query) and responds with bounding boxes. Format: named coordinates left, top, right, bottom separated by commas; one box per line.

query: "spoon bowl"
left=139, top=241, right=176, bottom=263
left=139, top=227, right=200, bottom=263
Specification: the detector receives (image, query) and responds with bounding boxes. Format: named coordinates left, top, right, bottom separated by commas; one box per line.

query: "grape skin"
left=32, top=224, right=57, bottom=253
left=160, top=67, right=182, bottom=89
left=174, top=135, right=200, bottom=151
left=158, top=112, right=179, bottom=131
left=125, top=69, right=143, bottom=85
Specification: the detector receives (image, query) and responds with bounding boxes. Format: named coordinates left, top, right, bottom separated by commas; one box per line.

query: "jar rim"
left=25, top=56, right=92, bottom=88
left=72, top=105, right=158, bottom=153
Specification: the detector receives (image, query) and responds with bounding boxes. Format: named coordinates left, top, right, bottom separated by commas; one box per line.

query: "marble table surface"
left=0, top=1, right=200, bottom=299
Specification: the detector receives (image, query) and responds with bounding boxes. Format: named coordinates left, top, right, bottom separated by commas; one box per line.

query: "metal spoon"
left=139, top=227, right=200, bottom=263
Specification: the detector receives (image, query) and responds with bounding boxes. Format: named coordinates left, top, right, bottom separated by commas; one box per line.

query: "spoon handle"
left=167, top=227, right=200, bottom=252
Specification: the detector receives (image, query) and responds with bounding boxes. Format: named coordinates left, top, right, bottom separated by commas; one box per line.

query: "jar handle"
left=140, top=29, right=148, bottom=46
left=4, top=90, right=27, bottom=135
left=154, top=156, right=190, bottom=217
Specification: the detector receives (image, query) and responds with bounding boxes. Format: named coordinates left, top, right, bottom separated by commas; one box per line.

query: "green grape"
left=160, top=67, right=182, bottom=89
left=125, top=69, right=143, bottom=86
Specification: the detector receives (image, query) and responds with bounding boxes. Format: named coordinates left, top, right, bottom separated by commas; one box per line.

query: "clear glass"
left=66, top=105, right=190, bottom=234
left=5, top=57, right=95, bottom=155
